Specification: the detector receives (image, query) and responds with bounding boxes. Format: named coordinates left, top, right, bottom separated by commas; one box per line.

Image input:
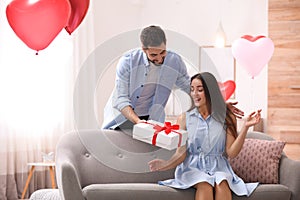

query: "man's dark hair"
left=140, top=25, right=166, bottom=49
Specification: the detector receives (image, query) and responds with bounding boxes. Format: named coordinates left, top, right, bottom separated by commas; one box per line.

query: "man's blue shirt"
left=102, top=48, right=190, bottom=129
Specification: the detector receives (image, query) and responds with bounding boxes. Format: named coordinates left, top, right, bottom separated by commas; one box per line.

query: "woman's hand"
left=148, top=159, right=168, bottom=172
left=226, top=101, right=244, bottom=119
left=245, top=109, right=262, bottom=128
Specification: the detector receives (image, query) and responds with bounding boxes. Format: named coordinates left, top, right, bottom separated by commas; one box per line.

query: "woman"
left=148, top=72, right=261, bottom=200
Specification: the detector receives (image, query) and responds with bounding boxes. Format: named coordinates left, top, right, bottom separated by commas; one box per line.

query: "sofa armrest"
left=279, top=155, right=300, bottom=200
left=56, top=132, right=85, bottom=200
left=60, top=161, right=84, bottom=200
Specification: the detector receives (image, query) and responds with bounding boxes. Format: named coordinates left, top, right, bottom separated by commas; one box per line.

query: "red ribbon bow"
left=146, top=122, right=182, bottom=148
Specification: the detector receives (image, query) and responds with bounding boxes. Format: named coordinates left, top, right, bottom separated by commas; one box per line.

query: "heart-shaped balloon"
left=65, top=0, right=90, bottom=35
left=241, top=35, right=266, bottom=42
left=6, top=0, right=71, bottom=52
left=218, top=80, right=236, bottom=101
left=232, top=36, right=274, bottom=78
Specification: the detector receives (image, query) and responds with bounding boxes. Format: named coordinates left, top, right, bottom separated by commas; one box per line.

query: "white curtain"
left=0, top=0, right=95, bottom=199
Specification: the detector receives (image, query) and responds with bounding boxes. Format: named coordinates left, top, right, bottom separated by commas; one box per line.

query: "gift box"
left=133, top=120, right=188, bottom=150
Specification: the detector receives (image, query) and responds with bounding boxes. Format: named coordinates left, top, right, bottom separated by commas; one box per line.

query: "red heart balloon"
left=218, top=80, right=236, bottom=101
left=241, top=35, right=266, bottom=42
left=65, top=0, right=90, bottom=35
left=6, top=0, right=71, bottom=52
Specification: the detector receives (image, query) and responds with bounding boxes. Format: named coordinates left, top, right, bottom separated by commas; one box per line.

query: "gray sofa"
left=55, top=129, right=300, bottom=200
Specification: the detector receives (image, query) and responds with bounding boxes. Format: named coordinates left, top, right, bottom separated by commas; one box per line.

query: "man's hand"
left=227, top=101, right=244, bottom=119
left=136, top=119, right=147, bottom=124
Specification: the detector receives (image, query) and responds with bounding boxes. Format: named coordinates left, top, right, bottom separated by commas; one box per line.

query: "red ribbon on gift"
left=145, top=121, right=182, bottom=148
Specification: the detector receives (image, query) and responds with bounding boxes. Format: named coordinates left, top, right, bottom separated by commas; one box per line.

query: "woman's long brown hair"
left=190, top=73, right=237, bottom=138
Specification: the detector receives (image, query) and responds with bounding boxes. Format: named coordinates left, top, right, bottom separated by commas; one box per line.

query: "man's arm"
left=113, top=54, right=132, bottom=111
left=226, top=101, right=244, bottom=119
left=120, top=106, right=144, bottom=124
left=171, top=52, right=244, bottom=118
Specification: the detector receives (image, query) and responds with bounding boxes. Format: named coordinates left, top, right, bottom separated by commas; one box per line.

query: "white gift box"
left=133, top=120, right=188, bottom=150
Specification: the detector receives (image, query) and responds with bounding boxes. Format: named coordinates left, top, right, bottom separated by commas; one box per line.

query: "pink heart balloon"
left=6, top=0, right=71, bottom=52
left=65, top=0, right=90, bottom=35
left=241, top=35, right=266, bottom=42
left=232, top=36, right=274, bottom=78
left=218, top=80, right=236, bottom=101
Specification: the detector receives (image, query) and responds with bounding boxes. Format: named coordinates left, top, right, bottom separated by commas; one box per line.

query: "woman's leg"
left=215, top=180, right=232, bottom=200
left=194, top=182, right=213, bottom=200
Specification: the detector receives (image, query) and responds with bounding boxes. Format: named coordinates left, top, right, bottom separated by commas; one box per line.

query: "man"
left=102, top=25, right=242, bottom=130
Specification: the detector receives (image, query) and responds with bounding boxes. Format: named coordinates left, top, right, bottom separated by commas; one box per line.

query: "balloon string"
left=250, top=76, right=255, bottom=111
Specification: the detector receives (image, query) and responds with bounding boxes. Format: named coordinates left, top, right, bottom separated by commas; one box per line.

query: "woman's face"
left=190, top=78, right=206, bottom=108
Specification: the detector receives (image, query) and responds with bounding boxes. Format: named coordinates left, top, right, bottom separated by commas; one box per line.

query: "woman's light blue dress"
left=159, top=108, right=258, bottom=196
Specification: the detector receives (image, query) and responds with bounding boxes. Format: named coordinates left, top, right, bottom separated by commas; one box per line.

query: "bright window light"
left=0, top=28, right=73, bottom=134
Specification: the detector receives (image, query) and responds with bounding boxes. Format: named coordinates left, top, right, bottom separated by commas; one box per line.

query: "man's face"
left=143, top=43, right=167, bottom=65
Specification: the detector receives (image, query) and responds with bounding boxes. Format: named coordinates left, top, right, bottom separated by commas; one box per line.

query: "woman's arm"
left=226, top=109, right=261, bottom=158
left=148, top=113, right=187, bottom=171
left=148, top=145, right=187, bottom=171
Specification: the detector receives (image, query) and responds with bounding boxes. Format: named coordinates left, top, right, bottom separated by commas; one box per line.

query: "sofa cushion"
left=229, top=138, right=285, bottom=184
left=29, top=189, right=60, bottom=200
left=232, top=184, right=291, bottom=200
left=82, top=183, right=291, bottom=200
left=83, top=183, right=195, bottom=200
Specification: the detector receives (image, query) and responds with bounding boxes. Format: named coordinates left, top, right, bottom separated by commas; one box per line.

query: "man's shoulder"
left=164, top=50, right=185, bottom=69
left=118, top=48, right=147, bottom=68
left=166, top=49, right=179, bottom=54
left=123, top=48, right=143, bottom=57
left=120, top=48, right=145, bottom=62
left=166, top=50, right=183, bottom=61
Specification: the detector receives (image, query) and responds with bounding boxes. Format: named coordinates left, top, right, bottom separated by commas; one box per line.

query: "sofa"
left=55, top=129, right=300, bottom=200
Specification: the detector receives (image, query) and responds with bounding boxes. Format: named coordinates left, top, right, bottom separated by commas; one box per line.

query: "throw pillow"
left=229, top=138, right=285, bottom=184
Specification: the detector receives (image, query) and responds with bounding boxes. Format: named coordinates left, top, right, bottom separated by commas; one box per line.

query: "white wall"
left=75, top=0, right=268, bottom=125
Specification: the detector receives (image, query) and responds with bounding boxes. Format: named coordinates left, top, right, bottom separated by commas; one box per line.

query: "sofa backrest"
left=56, top=129, right=273, bottom=188
left=246, top=131, right=274, bottom=141
left=56, top=129, right=176, bottom=188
